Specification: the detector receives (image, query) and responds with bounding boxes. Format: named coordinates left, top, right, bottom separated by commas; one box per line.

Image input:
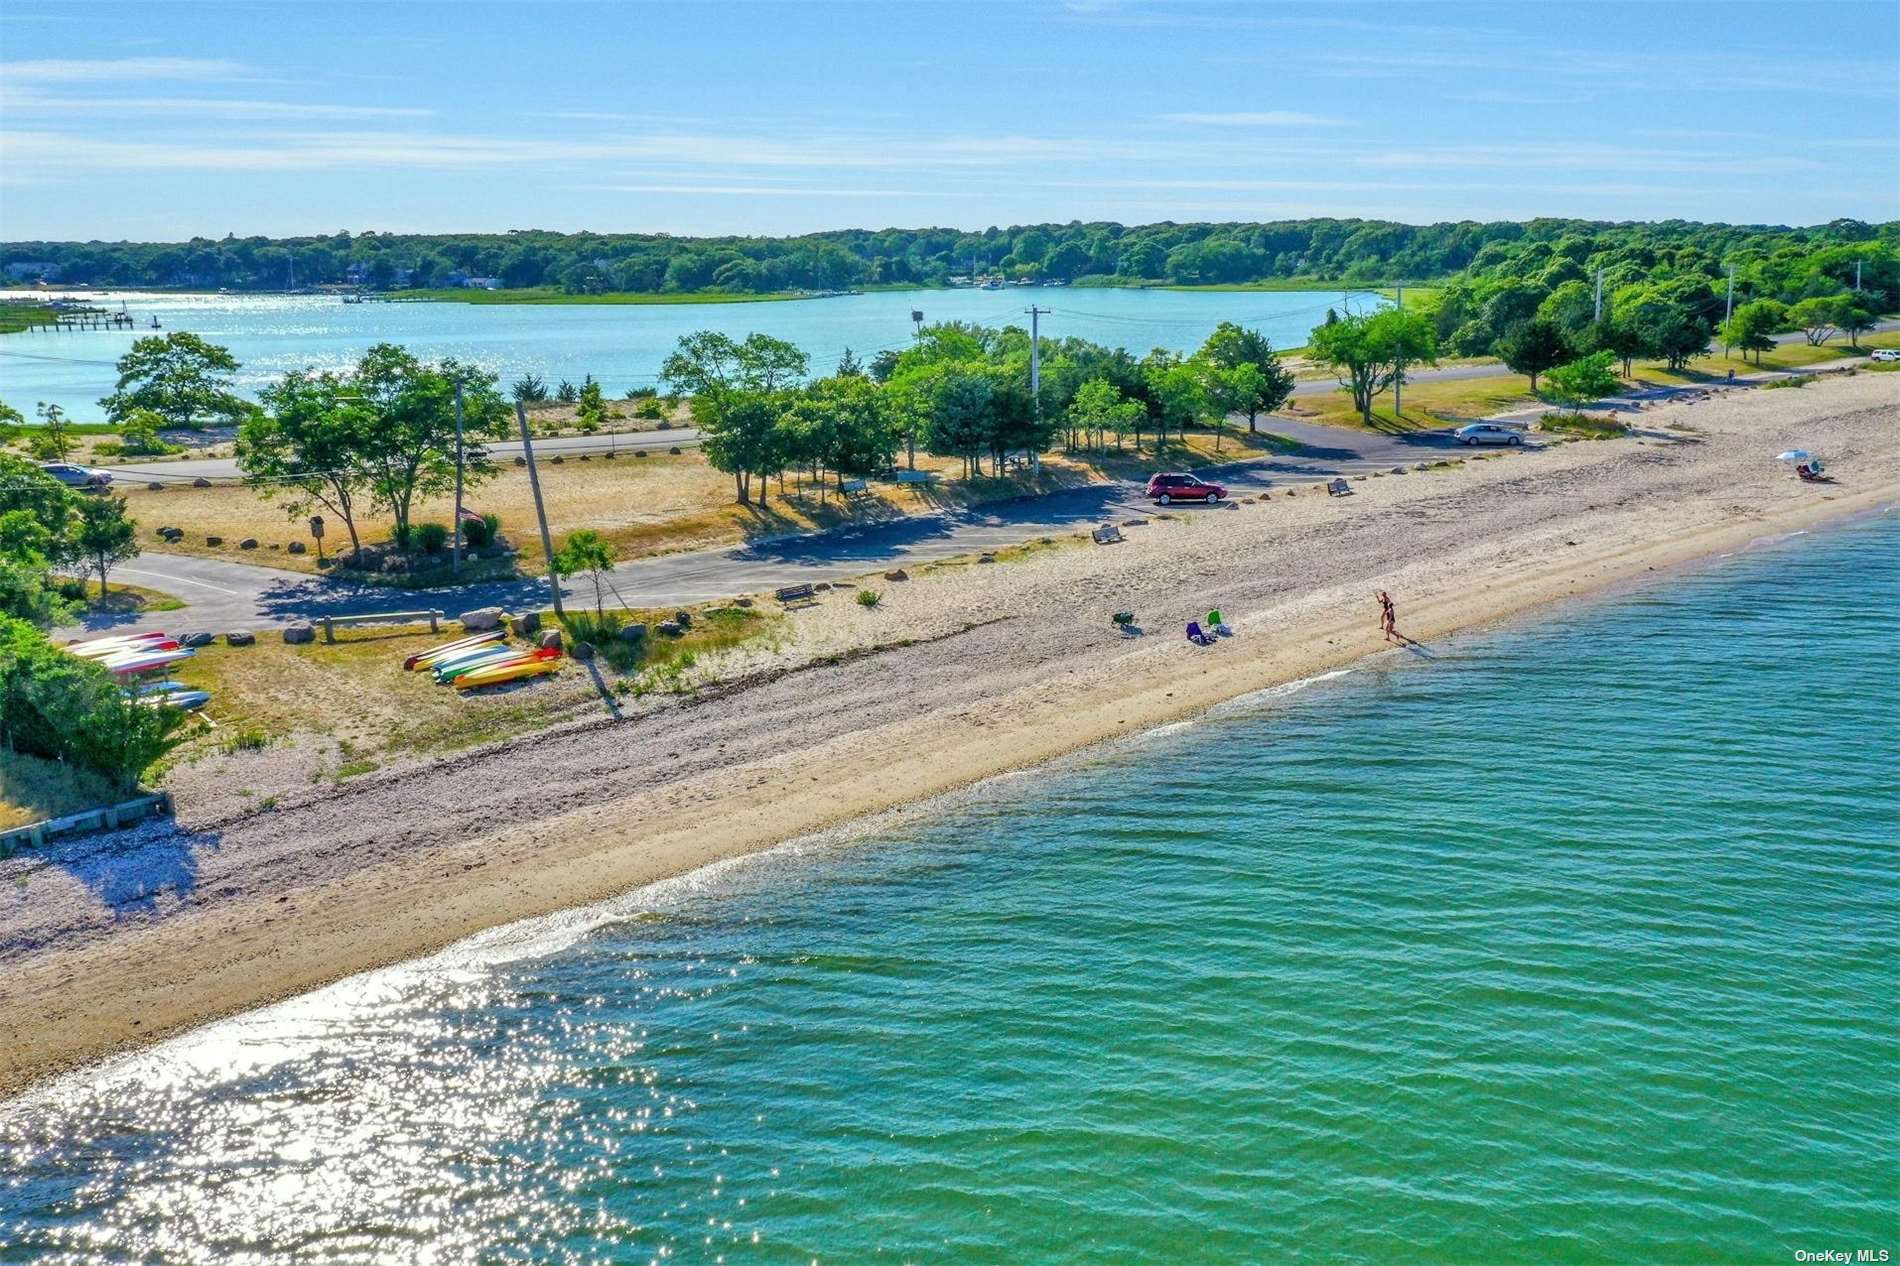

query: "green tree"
left=243, top=369, right=380, bottom=559
left=1143, top=354, right=1206, bottom=451
left=661, top=331, right=810, bottom=502
left=553, top=528, right=617, bottom=618
left=1584, top=315, right=1647, bottom=377
left=784, top=375, right=898, bottom=495
left=1721, top=299, right=1786, bottom=366
left=1540, top=351, right=1623, bottom=418
left=99, top=332, right=248, bottom=427
left=72, top=495, right=139, bottom=598
left=0, top=399, right=21, bottom=445
left=1635, top=303, right=1711, bottom=372
left=1495, top=318, right=1571, bottom=391
left=0, top=617, right=189, bottom=791
left=1067, top=377, right=1143, bottom=453
left=1785, top=295, right=1846, bottom=347
left=1306, top=309, right=1439, bottom=423
left=352, top=345, right=509, bottom=539
left=1838, top=296, right=1878, bottom=348
left=30, top=402, right=73, bottom=461
left=1198, top=322, right=1295, bottom=433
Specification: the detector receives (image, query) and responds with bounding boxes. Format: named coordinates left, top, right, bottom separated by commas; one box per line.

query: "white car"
left=1453, top=422, right=1524, bottom=447
left=1869, top=349, right=1900, bottom=363
left=38, top=462, right=113, bottom=489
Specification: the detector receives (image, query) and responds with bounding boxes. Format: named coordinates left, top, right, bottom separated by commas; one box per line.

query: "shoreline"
left=3, top=374, right=1896, bottom=1096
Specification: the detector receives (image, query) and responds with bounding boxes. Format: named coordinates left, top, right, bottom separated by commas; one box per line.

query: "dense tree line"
left=661, top=319, right=1296, bottom=499
left=5, top=218, right=1893, bottom=298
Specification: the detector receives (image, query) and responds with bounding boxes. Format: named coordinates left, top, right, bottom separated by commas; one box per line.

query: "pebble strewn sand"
left=4, top=373, right=1896, bottom=1094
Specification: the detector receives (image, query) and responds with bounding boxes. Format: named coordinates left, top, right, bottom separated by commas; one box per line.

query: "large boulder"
left=568, top=639, right=596, bottom=661
left=656, top=620, right=684, bottom=637
left=205, top=535, right=223, bottom=547
left=224, top=630, right=255, bottom=647
left=884, top=568, right=909, bottom=582
left=287, top=541, right=307, bottom=555
left=192, top=477, right=212, bottom=489
left=179, top=631, right=215, bottom=648
left=238, top=538, right=258, bottom=550
left=459, top=607, right=504, bottom=632
left=672, top=609, right=692, bottom=629
left=511, top=610, right=541, bottom=635
left=282, top=623, right=316, bottom=645
left=619, top=622, right=648, bottom=643
left=537, top=629, right=564, bottom=652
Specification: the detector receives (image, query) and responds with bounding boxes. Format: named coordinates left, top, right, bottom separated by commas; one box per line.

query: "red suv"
left=1145, top=472, right=1226, bottom=505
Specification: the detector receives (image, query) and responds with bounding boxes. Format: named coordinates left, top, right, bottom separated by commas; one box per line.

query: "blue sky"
left=2, top=0, right=1895, bottom=241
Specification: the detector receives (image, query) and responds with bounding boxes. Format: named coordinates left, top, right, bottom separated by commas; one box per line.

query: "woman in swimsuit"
left=1377, top=591, right=1397, bottom=642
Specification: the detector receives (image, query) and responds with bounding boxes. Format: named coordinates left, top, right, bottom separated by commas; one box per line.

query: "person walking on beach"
left=1377, top=591, right=1397, bottom=643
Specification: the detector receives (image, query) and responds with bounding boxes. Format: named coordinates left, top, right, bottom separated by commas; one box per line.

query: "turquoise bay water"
left=3, top=517, right=1896, bottom=1264
left=0, top=286, right=1375, bottom=421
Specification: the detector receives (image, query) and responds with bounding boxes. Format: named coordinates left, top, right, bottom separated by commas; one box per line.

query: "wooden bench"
left=774, top=584, right=817, bottom=606
left=1092, top=524, right=1125, bottom=545
left=893, top=469, right=941, bottom=485
left=1326, top=478, right=1354, bottom=497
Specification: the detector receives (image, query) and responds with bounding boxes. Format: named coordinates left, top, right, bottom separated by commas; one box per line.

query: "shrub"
left=634, top=399, right=667, bottom=420
left=856, top=588, right=883, bottom=608
left=0, top=615, right=191, bottom=790
left=462, top=512, right=500, bottom=549
left=415, top=522, right=450, bottom=554
left=1762, top=374, right=1814, bottom=390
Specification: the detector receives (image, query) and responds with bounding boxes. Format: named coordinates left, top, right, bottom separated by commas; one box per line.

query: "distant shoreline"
left=2, top=279, right=1406, bottom=308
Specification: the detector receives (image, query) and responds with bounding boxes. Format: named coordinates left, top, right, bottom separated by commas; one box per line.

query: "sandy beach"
left=4, top=372, right=1896, bottom=1096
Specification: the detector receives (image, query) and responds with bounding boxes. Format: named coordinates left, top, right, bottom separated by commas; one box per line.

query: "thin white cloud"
left=0, top=56, right=248, bottom=82
left=0, top=90, right=433, bottom=120
left=574, top=183, right=925, bottom=198
left=1159, top=111, right=1345, bottom=127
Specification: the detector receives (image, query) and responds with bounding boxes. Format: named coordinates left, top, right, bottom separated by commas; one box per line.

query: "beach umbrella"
left=1775, top=450, right=1811, bottom=462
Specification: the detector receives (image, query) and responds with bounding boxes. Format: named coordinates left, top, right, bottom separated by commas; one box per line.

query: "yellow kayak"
left=454, top=653, right=561, bottom=690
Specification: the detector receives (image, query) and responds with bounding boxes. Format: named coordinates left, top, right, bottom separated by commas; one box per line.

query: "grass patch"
left=1536, top=410, right=1628, bottom=439
left=563, top=603, right=780, bottom=683
left=0, top=301, right=62, bottom=335
left=1282, top=373, right=1539, bottom=433
left=82, top=582, right=185, bottom=615
left=0, top=753, right=122, bottom=830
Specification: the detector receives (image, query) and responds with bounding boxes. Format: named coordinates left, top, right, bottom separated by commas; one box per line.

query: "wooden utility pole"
left=515, top=400, right=565, bottom=619
left=451, top=380, right=466, bottom=573
left=1393, top=283, right=1404, bottom=416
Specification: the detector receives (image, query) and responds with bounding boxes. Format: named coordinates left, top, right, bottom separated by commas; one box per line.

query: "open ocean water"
left=3, top=514, right=1896, bottom=1265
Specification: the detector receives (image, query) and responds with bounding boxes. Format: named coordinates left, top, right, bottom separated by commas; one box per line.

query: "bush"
left=856, top=588, right=883, bottom=608
left=415, top=521, right=450, bottom=554
left=634, top=399, right=667, bottom=420
left=462, top=512, right=500, bottom=549
left=0, top=615, right=191, bottom=790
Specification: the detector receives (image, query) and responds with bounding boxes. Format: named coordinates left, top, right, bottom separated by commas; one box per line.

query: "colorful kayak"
left=70, top=633, right=175, bottom=659
left=404, top=629, right=506, bottom=671
left=419, top=639, right=517, bottom=674
left=104, top=648, right=196, bottom=676
left=454, top=651, right=562, bottom=690
left=97, top=642, right=184, bottom=669
left=138, top=688, right=211, bottom=711
left=429, top=644, right=528, bottom=681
